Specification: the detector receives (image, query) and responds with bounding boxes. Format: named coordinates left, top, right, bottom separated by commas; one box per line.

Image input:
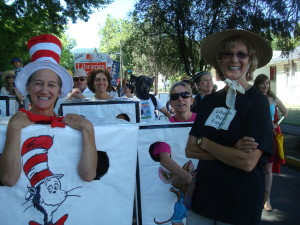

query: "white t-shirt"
left=82, top=87, right=94, bottom=98
left=140, top=96, right=164, bottom=122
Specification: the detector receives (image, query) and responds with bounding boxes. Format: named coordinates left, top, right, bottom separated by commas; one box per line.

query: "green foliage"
left=60, top=34, right=77, bottom=72
left=0, top=0, right=112, bottom=71
left=132, top=0, right=300, bottom=76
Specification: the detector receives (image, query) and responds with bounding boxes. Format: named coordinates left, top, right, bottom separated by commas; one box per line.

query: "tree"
left=132, top=0, right=300, bottom=76
left=60, top=34, right=77, bottom=72
left=0, top=0, right=113, bottom=71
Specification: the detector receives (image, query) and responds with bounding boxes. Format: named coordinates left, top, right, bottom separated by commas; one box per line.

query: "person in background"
left=11, top=57, right=23, bottom=77
left=0, top=70, right=24, bottom=106
left=87, top=68, right=114, bottom=100
left=109, top=84, right=119, bottom=98
left=185, top=30, right=273, bottom=225
left=253, top=73, right=288, bottom=212
left=67, top=68, right=94, bottom=100
left=123, top=83, right=135, bottom=98
left=191, top=71, right=214, bottom=113
left=0, top=34, right=97, bottom=186
left=130, top=74, right=171, bottom=122
left=151, top=81, right=196, bottom=184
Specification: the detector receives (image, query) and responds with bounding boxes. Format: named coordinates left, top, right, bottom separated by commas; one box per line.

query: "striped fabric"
left=27, top=34, right=62, bottom=64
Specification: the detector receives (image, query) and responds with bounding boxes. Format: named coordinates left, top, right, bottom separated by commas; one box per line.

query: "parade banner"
left=136, top=123, right=198, bottom=225
left=0, top=121, right=139, bottom=225
left=60, top=100, right=141, bottom=123
left=111, top=60, right=121, bottom=86
left=74, top=53, right=113, bottom=74
left=0, top=96, right=18, bottom=116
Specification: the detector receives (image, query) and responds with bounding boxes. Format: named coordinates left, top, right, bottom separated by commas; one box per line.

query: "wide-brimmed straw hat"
left=15, top=34, right=73, bottom=99
left=201, top=29, right=272, bottom=68
left=2, top=70, right=15, bottom=83
left=73, top=68, right=87, bottom=77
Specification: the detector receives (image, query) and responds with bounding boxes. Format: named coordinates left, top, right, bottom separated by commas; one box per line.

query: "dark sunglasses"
left=222, top=51, right=249, bottom=60
left=73, top=77, right=86, bottom=81
left=170, top=92, right=192, bottom=100
left=7, top=75, right=15, bottom=79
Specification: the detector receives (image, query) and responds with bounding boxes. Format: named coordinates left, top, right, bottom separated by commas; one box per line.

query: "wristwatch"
left=197, top=137, right=202, bottom=146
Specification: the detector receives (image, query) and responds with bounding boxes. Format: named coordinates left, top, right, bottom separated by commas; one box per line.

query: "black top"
left=190, top=87, right=273, bottom=225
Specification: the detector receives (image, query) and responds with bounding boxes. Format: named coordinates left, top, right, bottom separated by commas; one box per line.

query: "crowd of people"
left=0, top=29, right=288, bottom=225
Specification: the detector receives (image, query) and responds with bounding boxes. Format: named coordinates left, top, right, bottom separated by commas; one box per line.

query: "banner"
left=137, top=123, right=198, bottom=225
left=0, top=96, right=18, bottom=116
left=60, top=100, right=141, bottom=123
left=111, top=61, right=121, bottom=86
left=0, top=122, right=139, bottom=225
left=74, top=53, right=113, bottom=74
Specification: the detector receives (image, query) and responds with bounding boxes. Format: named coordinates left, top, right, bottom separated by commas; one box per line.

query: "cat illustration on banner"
left=21, top=135, right=82, bottom=225
left=155, top=160, right=195, bottom=225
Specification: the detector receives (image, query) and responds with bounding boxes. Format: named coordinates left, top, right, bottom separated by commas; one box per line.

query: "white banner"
left=0, top=122, right=138, bottom=225
left=137, top=123, right=198, bottom=225
left=0, top=96, right=18, bottom=116
left=60, top=100, right=141, bottom=123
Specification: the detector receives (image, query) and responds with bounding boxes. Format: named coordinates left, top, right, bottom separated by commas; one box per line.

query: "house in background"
left=253, top=46, right=300, bottom=106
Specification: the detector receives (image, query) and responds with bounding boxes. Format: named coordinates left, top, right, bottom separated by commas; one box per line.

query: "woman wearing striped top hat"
left=0, top=34, right=97, bottom=186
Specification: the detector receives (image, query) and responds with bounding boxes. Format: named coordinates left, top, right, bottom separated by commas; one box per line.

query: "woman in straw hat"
left=185, top=30, right=273, bottom=225
left=0, top=34, right=97, bottom=186
left=1, top=70, right=25, bottom=106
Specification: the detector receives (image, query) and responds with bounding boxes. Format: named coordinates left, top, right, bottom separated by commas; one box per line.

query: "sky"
left=67, top=0, right=136, bottom=51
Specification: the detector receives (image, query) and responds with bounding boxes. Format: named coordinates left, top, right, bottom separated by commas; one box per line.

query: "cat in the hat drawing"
left=22, top=135, right=81, bottom=225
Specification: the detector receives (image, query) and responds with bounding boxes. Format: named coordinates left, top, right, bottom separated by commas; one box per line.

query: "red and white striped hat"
left=15, top=34, right=73, bottom=98
left=22, top=135, right=63, bottom=188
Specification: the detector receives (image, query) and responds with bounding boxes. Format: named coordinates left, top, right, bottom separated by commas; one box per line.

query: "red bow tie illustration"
left=19, top=108, right=65, bottom=128
left=29, top=214, right=68, bottom=225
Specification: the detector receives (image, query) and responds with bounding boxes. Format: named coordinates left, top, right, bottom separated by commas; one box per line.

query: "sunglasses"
left=73, top=77, right=86, bottom=81
left=7, top=75, right=15, bottom=79
left=170, top=92, right=192, bottom=100
left=222, top=51, right=249, bottom=60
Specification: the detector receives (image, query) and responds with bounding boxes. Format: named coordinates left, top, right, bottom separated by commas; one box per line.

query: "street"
left=261, top=165, right=300, bottom=225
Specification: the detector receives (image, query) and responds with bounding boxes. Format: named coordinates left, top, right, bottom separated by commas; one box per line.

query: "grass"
left=283, top=108, right=300, bottom=126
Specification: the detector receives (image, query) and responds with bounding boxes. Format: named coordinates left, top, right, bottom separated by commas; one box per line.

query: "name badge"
left=204, top=107, right=236, bottom=130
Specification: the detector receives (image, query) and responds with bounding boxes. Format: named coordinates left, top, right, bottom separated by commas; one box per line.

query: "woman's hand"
left=9, top=111, right=34, bottom=130
left=272, top=123, right=279, bottom=129
left=234, top=136, right=258, bottom=153
left=63, top=113, right=97, bottom=181
left=63, top=113, right=91, bottom=131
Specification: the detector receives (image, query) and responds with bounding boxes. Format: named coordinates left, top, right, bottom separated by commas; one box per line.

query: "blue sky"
left=67, top=0, right=136, bottom=50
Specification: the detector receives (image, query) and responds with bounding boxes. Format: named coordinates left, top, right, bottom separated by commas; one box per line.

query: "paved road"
left=281, top=124, right=300, bottom=136
left=261, top=165, right=300, bottom=225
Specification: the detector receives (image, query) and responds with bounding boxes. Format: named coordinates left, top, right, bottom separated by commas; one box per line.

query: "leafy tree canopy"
left=132, top=0, right=300, bottom=77
left=0, top=0, right=112, bottom=71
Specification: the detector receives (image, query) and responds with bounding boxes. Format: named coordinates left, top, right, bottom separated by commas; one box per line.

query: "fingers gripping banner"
left=137, top=123, right=198, bottom=225
left=0, top=122, right=139, bottom=225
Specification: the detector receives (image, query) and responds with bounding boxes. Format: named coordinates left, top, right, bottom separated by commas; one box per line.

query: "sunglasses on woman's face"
left=170, top=92, right=192, bottom=100
left=73, top=77, right=86, bottom=82
left=7, top=75, right=15, bottom=79
left=221, top=51, right=249, bottom=60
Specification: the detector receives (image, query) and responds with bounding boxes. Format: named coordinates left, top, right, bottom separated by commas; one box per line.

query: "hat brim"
left=15, top=61, right=73, bottom=99
left=192, top=71, right=211, bottom=83
left=2, top=70, right=15, bottom=82
left=201, top=30, right=272, bottom=68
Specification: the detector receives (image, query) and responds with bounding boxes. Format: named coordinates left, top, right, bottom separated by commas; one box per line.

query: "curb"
left=285, top=156, right=300, bottom=170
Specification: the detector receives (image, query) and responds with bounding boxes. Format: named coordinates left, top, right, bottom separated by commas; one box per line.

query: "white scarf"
left=220, top=63, right=250, bottom=109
